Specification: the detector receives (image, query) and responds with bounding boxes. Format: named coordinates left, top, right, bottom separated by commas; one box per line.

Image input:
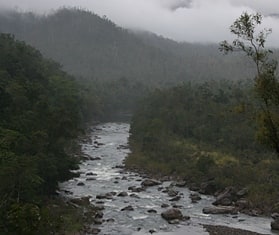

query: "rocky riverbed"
left=59, top=123, right=278, bottom=235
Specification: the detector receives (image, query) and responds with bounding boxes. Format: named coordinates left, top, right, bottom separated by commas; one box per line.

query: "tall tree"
left=220, top=12, right=279, bottom=155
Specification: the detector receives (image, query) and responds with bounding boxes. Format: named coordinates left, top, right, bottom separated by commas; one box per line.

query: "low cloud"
left=0, top=0, right=278, bottom=47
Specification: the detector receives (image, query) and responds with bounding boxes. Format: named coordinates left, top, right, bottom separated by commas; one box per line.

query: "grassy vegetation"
left=126, top=81, right=279, bottom=214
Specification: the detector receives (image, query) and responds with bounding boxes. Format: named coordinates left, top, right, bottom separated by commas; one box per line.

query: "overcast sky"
left=1, top=0, right=279, bottom=47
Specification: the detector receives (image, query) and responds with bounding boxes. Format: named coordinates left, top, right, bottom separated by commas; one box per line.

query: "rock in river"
left=271, top=218, right=279, bottom=230
left=203, top=206, right=237, bottom=215
left=141, top=179, right=161, bottom=187
left=161, top=208, right=183, bottom=221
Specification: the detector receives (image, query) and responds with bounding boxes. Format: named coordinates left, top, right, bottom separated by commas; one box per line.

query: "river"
left=59, top=122, right=278, bottom=235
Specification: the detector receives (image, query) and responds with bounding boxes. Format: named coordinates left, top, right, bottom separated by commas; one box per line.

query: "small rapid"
left=59, top=123, right=277, bottom=235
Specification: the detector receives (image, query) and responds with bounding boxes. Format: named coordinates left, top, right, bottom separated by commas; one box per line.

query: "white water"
left=60, top=123, right=278, bottom=235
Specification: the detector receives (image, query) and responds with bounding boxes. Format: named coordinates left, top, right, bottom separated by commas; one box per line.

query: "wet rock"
left=69, top=196, right=91, bottom=207
left=161, top=208, right=183, bottom=221
left=115, top=165, right=124, bottom=169
left=117, top=191, right=128, bottom=197
left=81, top=155, right=91, bottom=161
left=199, top=181, right=217, bottom=195
left=172, top=204, right=183, bottom=209
left=271, top=218, right=279, bottom=230
left=168, top=219, right=180, bottom=224
left=62, top=190, right=73, bottom=195
left=167, top=189, right=179, bottom=197
left=235, top=199, right=250, bottom=210
left=128, top=186, right=145, bottom=192
left=96, top=192, right=114, bottom=200
left=96, top=201, right=104, bottom=204
left=77, top=182, right=85, bottom=186
left=86, top=177, right=96, bottom=181
left=161, top=203, right=170, bottom=208
left=147, top=209, right=157, bottom=213
left=121, top=205, right=134, bottom=211
left=141, top=179, right=161, bottom=187
left=93, top=218, right=103, bottom=225
left=86, top=172, right=97, bottom=176
left=169, top=196, right=181, bottom=202
left=94, top=205, right=105, bottom=210
left=90, top=228, right=101, bottom=234
left=117, top=144, right=129, bottom=150
left=149, top=229, right=156, bottom=234
left=189, top=183, right=200, bottom=192
left=203, top=206, right=237, bottom=215
left=175, top=181, right=187, bottom=187
left=247, top=209, right=262, bottom=216
left=114, top=181, right=119, bottom=184
left=121, top=176, right=128, bottom=180
left=106, top=218, right=115, bottom=223
left=272, top=213, right=279, bottom=219
left=95, top=211, right=104, bottom=218
left=130, top=193, right=140, bottom=199
left=91, top=157, right=101, bottom=161
left=213, top=187, right=236, bottom=206
left=190, top=193, right=201, bottom=203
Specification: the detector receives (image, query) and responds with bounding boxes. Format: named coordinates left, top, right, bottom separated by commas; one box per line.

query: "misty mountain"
left=0, top=8, right=262, bottom=85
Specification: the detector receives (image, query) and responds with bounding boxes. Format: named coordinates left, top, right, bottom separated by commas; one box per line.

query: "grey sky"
left=0, top=0, right=279, bottom=47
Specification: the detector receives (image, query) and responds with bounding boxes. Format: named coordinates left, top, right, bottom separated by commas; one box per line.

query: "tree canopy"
left=0, top=33, right=85, bottom=234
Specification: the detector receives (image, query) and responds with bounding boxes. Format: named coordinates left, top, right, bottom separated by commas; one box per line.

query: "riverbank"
left=204, top=225, right=270, bottom=235
left=60, top=123, right=276, bottom=235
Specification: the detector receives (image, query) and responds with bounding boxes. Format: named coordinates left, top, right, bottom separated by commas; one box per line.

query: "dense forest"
left=0, top=34, right=98, bottom=234
left=126, top=80, right=279, bottom=213
left=126, top=12, right=279, bottom=214
left=0, top=8, right=265, bottom=85
left=1, top=6, right=279, bottom=233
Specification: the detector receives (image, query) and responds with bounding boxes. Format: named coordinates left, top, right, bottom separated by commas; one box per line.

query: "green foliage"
left=126, top=80, right=279, bottom=212
left=220, top=12, right=279, bottom=155
left=0, top=34, right=89, bottom=233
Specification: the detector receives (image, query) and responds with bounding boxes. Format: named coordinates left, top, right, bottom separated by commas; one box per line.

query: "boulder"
left=141, top=179, right=161, bottom=187
left=161, top=208, right=183, bottom=221
left=96, top=192, right=114, bottom=200
left=69, top=196, right=91, bottom=207
left=77, top=182, right=85, bottom=186
left=271, top=218, right=279, bottom=230
left=86, top=172, right=97, bottom=176
left=161, top=203, right=170, bottom=208
left=213, top=187, right=235, bottom=206
left=86, top=177, right=96, bottom=181
left=91, top=157, right=101, bottom=161
left=235, top=199, right=250, bottom=210
left=95, top=211, right=103, bottom=218
left=128, top=186, right=145, bottom=192
left=121, top=205, right=134, bottom=211
left=203, top=206, right=237, bottom=215
left=199, top=181, right=217, bottom=195
left=117, top=191, right=128, bottom=197
left=167, top=189, right=179, bottom=197
left=90, top=228, right=101, bottom=234
left=147, top=209, right=157, bottom=213
left=130, top=193, right=140, bottom=199
left=169, top=196, right=181, bottom=202
left=190, top=193, right=201, bottom=203
left=175, top=181, right=187, bottom=187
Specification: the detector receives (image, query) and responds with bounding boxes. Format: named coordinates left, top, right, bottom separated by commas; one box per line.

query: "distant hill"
left=0, top=8, right=265, bottom=85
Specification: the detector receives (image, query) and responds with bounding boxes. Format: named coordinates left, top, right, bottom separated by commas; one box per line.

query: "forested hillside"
left=0, top=34, right=96, bottom=234
left=126, top=81, right=279, bottom=213
left=0, top=8, right=263, bottom=85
